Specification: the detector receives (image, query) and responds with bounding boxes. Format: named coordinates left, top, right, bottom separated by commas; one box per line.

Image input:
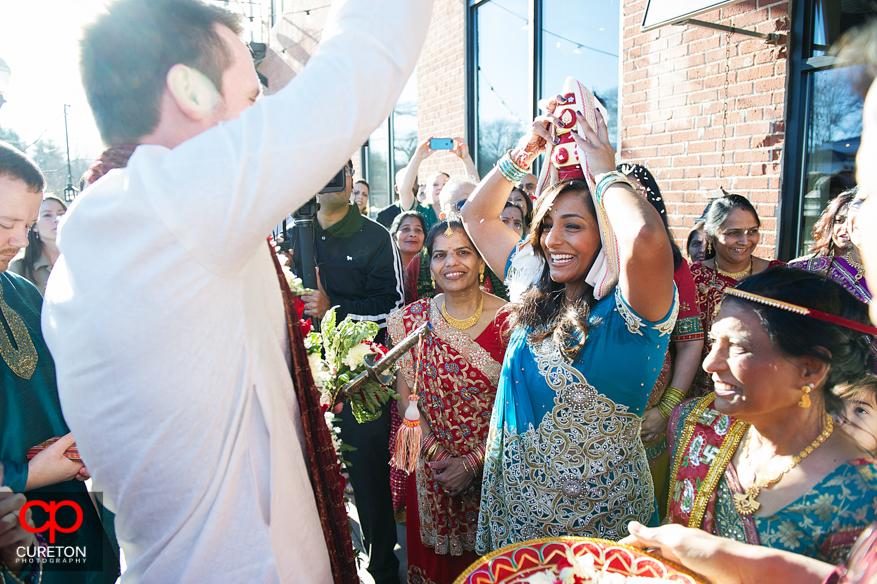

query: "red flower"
left=369, top=342, right=390, bottom=357
left=300, top=317, right=312, bottom=337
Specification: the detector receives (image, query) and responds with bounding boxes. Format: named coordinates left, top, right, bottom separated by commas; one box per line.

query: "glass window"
left=791, top=0, right=875, bottom=256
left=366, top=118, right=390, bottom=214
left=541, top=0, right=619, bottom=148
left=392, top=69, right=418, bottom=208
left=475, top=0, right=530, bottom=178
left=810, top=0, right=873, bottom=57
left=799, top=68, right=862, bottom=253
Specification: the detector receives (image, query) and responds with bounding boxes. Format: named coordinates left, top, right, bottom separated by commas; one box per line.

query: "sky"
left=0, top=0, right=111, bottom=162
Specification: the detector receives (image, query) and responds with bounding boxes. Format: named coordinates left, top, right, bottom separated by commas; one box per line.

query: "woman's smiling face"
left=537, top=191, right=601, bottom=287
left=713, top=208, right=760, bottom=267
left=703, top=300, right=809, bottom=424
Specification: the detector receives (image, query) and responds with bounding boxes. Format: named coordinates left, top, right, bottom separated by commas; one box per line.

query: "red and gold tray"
left=454, top=537, right=707, bottom=584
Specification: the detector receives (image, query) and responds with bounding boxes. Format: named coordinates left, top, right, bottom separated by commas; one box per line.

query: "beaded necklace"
left=843, top=251, right=866, bottom=282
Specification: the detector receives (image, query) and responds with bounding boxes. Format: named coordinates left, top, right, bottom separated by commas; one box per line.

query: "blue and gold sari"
left=475, top=287, right=678, bottom=553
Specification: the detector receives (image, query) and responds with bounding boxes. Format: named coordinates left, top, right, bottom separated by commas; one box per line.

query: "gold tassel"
left=391, top=396, right=422, bottom=473
left=391, top=335, right=424, bottom=473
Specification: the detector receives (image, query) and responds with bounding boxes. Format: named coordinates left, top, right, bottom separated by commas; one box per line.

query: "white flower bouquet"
left=304, top=307, right=397, bottom=423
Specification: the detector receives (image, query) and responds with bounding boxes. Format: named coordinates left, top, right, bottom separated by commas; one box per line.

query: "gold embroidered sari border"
left=690, top=419, right=747, bottom=529
left=668, top=394, right=749, bottom=529
left=667, top=396, right=711, bottom=521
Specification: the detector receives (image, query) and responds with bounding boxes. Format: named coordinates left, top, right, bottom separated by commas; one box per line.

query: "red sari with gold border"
left=387, top=298, right=508, bottom=584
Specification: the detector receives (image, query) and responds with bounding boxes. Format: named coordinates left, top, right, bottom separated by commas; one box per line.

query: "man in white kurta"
left=40, top=0, right=432, bottom=581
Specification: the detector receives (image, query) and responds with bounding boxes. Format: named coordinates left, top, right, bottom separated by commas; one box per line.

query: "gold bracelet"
left=424, top=442, right=440, bottom=462
left=461, top=456, right=475, bottom=477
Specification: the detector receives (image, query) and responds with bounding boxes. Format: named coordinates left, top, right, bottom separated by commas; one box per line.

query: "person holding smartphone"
left=396, top=136, right=478, bottom=234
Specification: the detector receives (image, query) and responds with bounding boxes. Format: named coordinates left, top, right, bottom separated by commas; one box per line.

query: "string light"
left=490, top=2, right=618, bottom=58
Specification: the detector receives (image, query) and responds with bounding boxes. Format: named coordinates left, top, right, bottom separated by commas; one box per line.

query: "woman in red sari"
left=690, top=194, right=784, bottom=397
left=387, top=219, right=508, bottom=584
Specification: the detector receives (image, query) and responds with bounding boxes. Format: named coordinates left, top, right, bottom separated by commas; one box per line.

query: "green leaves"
left=311, top=307, right=397, bottom=423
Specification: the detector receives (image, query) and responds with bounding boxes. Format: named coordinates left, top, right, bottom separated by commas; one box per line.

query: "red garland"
left=269, top=242, right=358, bottom=584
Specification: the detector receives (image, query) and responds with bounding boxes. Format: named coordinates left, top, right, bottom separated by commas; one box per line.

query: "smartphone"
left=430, top=138, right=454, bottom=150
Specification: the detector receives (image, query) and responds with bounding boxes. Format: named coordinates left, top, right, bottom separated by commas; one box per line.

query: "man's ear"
left=166, top=64, right=220, bottom=120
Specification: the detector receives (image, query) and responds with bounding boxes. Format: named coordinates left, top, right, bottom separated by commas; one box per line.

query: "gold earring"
left=431, top=274, right=436, bottom=289
left=799, top=383, right=813, bottom=409
left=479, top=266, right=485, bottom=284
left=707, top=240, right=713, bottom=255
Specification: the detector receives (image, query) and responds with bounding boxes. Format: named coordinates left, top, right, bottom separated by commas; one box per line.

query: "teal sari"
left=476, top=287, right=677, bottom=553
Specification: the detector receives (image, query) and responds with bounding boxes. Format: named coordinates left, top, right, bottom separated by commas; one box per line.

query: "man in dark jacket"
left=291, top=159, right=403, bottom=584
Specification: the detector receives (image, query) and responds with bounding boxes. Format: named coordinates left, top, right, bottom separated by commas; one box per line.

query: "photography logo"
left=15, top=491, right=106, bottom=572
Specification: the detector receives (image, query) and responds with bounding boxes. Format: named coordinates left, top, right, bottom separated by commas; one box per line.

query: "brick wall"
left=415, top=0, right=469, bottom=182
left=619, top=0, right=790, bottom=257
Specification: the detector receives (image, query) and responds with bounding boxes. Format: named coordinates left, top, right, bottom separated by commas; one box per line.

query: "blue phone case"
left=430, top=138, right=454, bottom=150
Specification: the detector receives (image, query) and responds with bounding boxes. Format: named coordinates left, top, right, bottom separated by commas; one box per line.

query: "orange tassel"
left=391, top=396, right=422, bottom=473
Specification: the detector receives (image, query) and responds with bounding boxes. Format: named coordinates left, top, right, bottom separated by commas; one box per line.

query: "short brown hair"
left=80, top=0, right=242, bottom=145
left=0, top=141, right=45, bottom=193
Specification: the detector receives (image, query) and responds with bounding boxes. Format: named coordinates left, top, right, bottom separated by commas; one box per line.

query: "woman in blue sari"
left=462, top=81, right=677, bottom=550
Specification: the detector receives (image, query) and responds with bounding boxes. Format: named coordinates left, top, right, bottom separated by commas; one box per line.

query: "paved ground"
left=347, top=490, right=408, bottom=584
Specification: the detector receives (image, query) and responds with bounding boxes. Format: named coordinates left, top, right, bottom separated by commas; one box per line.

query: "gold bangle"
left=657, top=402, right=674, bottom=420
left=661, top=386, right=687, bottom=409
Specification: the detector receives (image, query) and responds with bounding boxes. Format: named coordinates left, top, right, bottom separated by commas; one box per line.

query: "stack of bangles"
left=461, top=444, right=486, bottom=478
left=421, top=432, right=442, bottom=462
left=657, top=386, right=687, bottom=419
left=594, top=171, right=637, bottom=206
left=421, top=433, right=486, bottom=478
left=497, top=151, right=530, bottom=184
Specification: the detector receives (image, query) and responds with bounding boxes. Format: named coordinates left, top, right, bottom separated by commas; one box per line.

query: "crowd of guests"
left=1, top=1, right=877, bottom=584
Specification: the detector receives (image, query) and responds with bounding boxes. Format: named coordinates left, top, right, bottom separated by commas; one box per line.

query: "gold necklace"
left=843, top=252, right=866, bottom=281
left=441, top=295, right=483, bottom=330
left=733, top=414, right=833, bottom=516
left=715, top=260, right=753, bottom=280
left=0, top=284, right=38, bottom=380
